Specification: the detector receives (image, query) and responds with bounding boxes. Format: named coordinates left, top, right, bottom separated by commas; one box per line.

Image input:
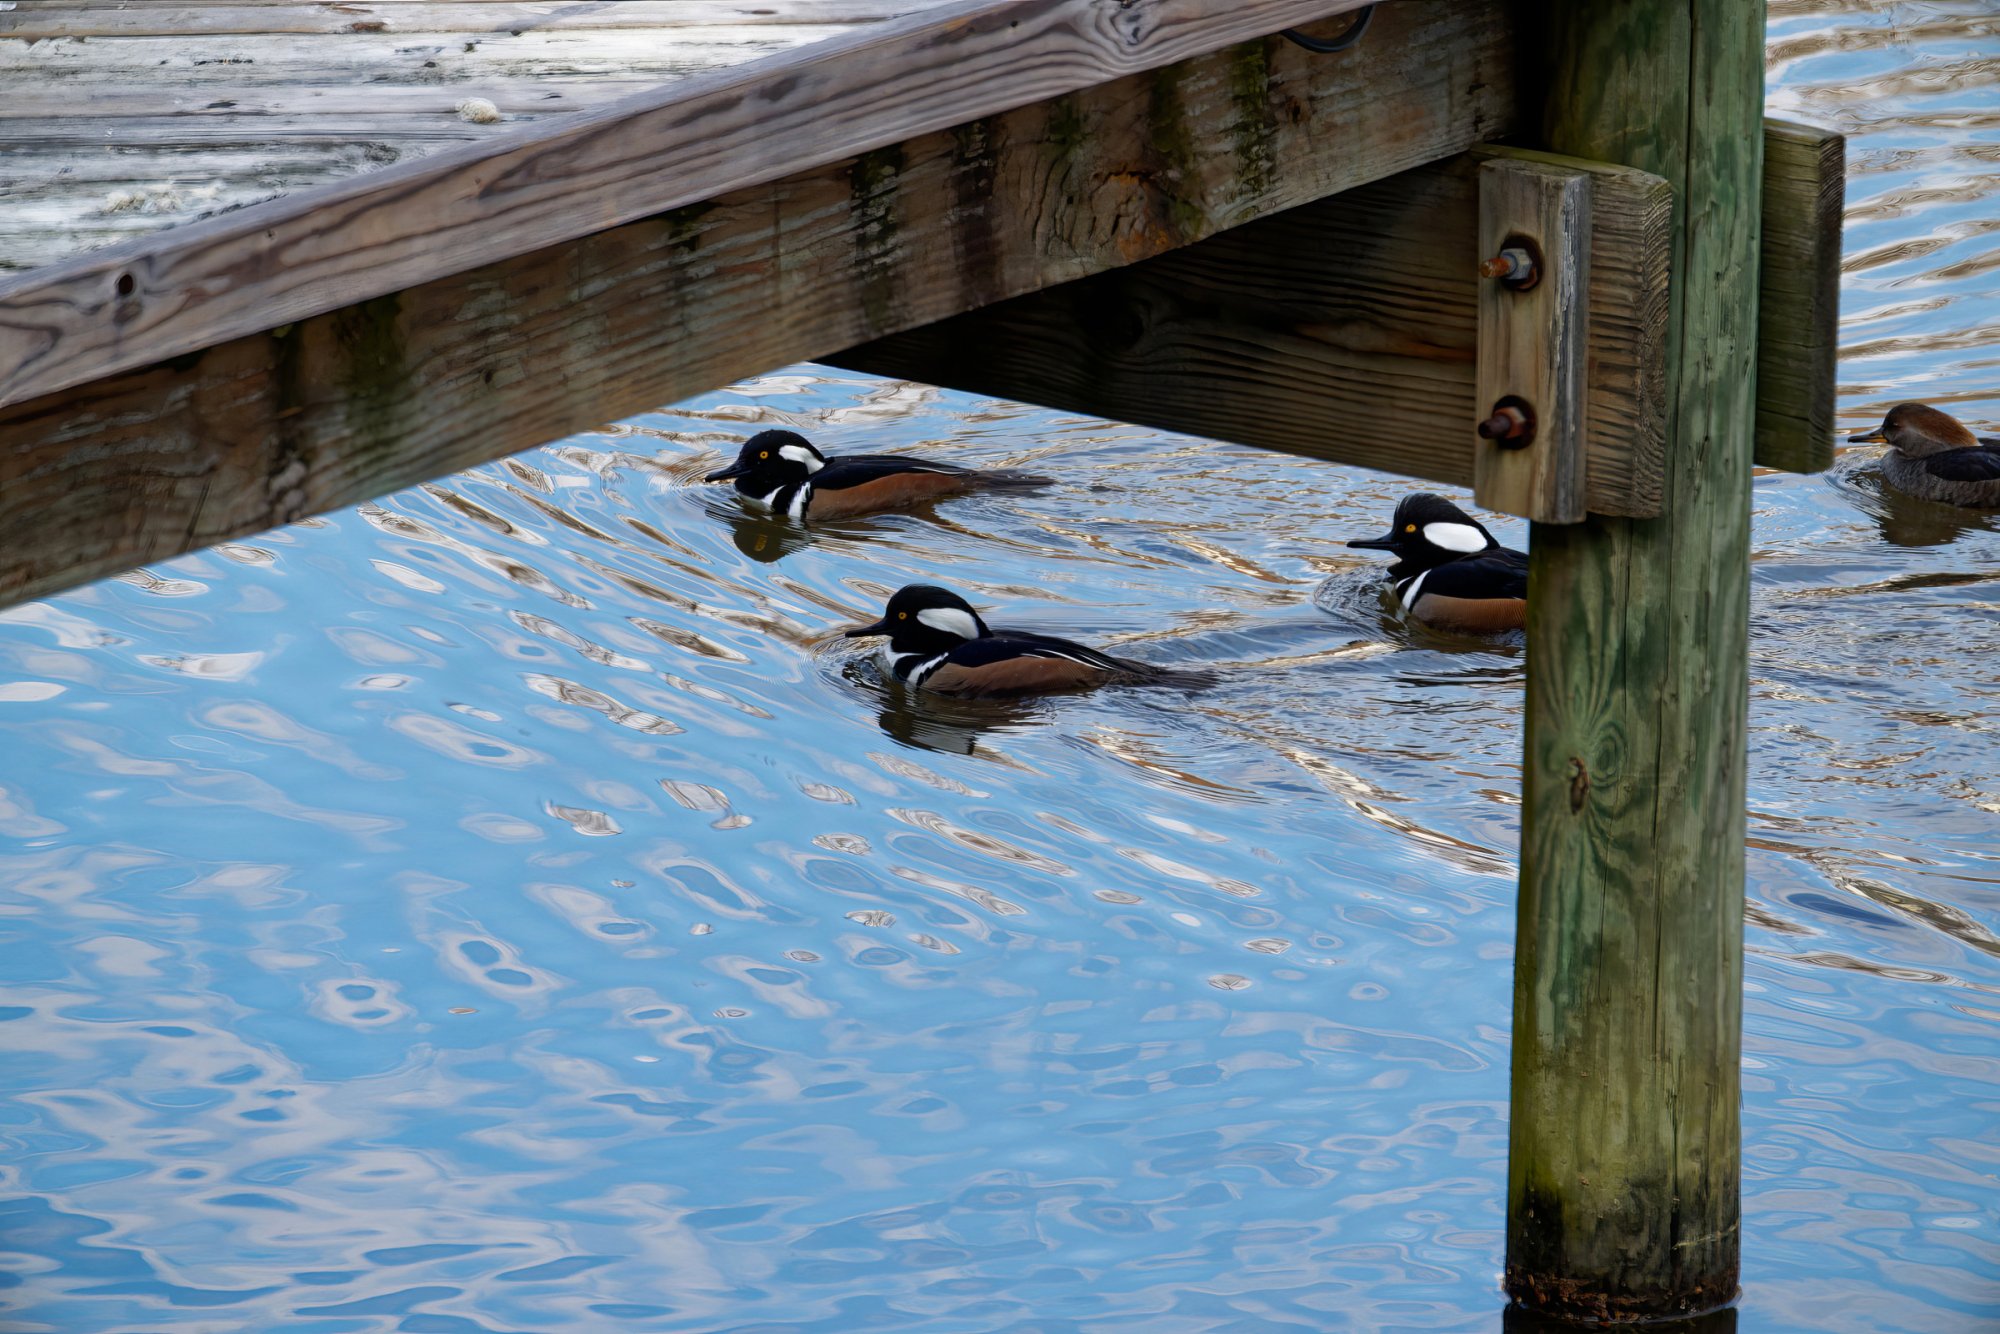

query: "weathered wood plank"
left=0, top=3, right=878, bottom=272
left=1, top=29, right=849, bottom=83
left=1510, top=0, right=1762, bottom=1319
left=0, top=2, right=1517, bottom=608
left=0, top=0, right=1377, bottom=410
left=0, top=83, right=662, bottom=120
left=1474, top=158, right=1590, bottom=523
left=4, top=116, right=571, bottom=149
left=834, top=144, right=1669, bottom=519
left=0, top=2, right=943, bottom=39
left=1756, top=117, right=1843, bottom=474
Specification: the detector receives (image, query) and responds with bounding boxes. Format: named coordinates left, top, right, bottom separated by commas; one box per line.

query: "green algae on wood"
left=1755, top=118, right=1843, bottom=475
left=949, top=117, right=1005, bottom=309
left=849, top=144, right=907, bottom=336
left=1225, top=39, right=1279, bottom=203
left=1510, top=0, right=1761, bottom=1319
left=332, top=294, right=414, bottom=497
left=1143, top=63, right=1207, bottom=243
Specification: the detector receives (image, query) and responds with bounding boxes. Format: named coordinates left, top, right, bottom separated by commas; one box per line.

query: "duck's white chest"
left=884, top=645, right=947, bottom=687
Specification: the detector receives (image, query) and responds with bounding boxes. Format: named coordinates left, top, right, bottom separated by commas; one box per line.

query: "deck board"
left=0, top=2, right=948, bottom=272
left=4, top=3, right=939, bottom=39
left=0, top=0, right=1373, bottom=408
left=0, top=0, right=1513, bottom=607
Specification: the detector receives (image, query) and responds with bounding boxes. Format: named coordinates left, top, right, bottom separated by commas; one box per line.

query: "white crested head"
left=916, top=606, right=982, bottom=641
left=778, top=442, right=824, bottom=473
left=1421, top=521, right=1490, bottom=554
left=845, top=584, right=990, bottom=652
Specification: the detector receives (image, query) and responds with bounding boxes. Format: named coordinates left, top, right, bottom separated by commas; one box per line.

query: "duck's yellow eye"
left=897, top=611, right=908, bottom=620
left=1404, top=523, right=1417, bottom=533
left=759, top=451, right=769, bottom=459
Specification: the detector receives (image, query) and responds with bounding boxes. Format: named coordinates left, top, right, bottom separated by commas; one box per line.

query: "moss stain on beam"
left=1039, top=94, right=1090, bottom=250
left=1145, top=63, right=1208, bottom=245
left=659, top=200, right=715, bottom=255
left=1044, top=94, right=1088, bottom=163
left=950, top=117, right=1003, bottom=308
left=332, top=294, right=413, bottom=507
left=1226, top=39, right=1279, bottom=204
left=849, top=144, right=907, bottom=336
left=260, top=320, right=311, bottom=526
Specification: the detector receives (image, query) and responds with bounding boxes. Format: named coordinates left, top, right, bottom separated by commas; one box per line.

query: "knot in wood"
left=1566, top=756, right=1590, bottom=813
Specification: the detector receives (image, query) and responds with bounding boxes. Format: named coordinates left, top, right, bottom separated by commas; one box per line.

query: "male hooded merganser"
left=704, top=429, right=1014, bottom=521
left=1848, top=403, right=2000, bottom=508
left=844, top=584, right=1166, bottom=697
left=1346, top=493, right=1528, bottom=633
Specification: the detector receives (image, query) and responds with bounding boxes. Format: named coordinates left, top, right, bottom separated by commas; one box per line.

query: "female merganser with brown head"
left=1849, top=403, right=2000, bottom=508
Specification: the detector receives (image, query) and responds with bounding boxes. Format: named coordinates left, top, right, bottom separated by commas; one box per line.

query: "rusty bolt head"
left=1479, top=246, right=1539, bottom=289
left=1477, top=403, right=1534, bottom=447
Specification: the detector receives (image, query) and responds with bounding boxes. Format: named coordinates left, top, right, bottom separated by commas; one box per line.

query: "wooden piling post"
left=1508, top=0, right=1762, bottom=1320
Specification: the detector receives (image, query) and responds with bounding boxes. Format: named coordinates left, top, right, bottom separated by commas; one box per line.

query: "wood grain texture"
left=0, top=3, right=940, bottom=38
left=0, top=1, right=1516, bottom=608
left=0, top=0, right=1376, bottom=409
left=1475, top=159, right=1590, bottom=522
left=0, top=4, right=902, bottom=271
left=1510, top=0, right=1762, bottom=1320
left=1756, top=118, right=1843, bottom=474
left=836, top=143, right=1667, bottom=519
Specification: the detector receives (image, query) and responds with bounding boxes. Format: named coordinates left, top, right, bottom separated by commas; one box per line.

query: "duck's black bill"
left=1847, top=428, right=1888, bottom=444
left=1346, top=533, right=1399, bottom=551
left=703, top=462, right=748, bottom=482
left=843, top=619, right=891, bottom=638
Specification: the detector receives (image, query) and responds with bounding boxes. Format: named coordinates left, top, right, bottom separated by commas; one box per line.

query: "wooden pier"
left=0, top=0, right=1841, bottom=1320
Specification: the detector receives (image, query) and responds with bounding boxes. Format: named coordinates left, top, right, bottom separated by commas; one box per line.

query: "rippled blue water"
left=4, top=9, right=1998, bottom=1332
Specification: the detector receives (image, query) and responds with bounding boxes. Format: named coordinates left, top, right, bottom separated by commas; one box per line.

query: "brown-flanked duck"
left=1849, top=403, right=2000, bottom=508
left=1346, top=493, right=1528, bottom=633
left=843, top=584, right=1169, bottom=697
left=705, top=429, right=1043, bottom=522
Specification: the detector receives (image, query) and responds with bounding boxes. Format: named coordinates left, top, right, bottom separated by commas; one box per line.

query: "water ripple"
left=0, top=9, right=1995, bottom=1334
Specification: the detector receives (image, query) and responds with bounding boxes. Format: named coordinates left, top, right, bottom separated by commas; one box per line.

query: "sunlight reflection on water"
left=1, top=6, right=1998, bottom=1333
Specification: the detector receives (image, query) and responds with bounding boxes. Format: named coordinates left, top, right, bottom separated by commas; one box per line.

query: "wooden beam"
left=0, top=0, right=1378, bottom=409
left=1474, top=158, right=1590, bottom=523
left=1509, top=0, right=1762, bottom=1319
left=0, top=2, right=1518, bottom=607
left=0, top=3, right=942, bottom=38
left=835, top=144, right=1670, bottom=519
left=1755, top=118, right=1844, bottom=474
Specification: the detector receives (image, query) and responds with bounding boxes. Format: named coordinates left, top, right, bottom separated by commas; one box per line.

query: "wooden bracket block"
left=1475, top=159, right=1590, bottom=523
left=1756, top=118, right=1845, bottom=475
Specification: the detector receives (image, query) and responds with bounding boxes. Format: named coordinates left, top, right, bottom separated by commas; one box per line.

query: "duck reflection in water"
left=725, top=508, right=815, bottom=563
left=872, top=686, right=1051, bottom=757
left=1860, top=478, right=2000, bottom=549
